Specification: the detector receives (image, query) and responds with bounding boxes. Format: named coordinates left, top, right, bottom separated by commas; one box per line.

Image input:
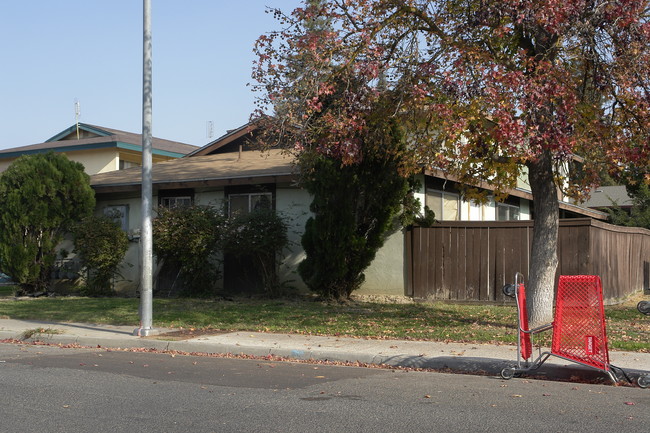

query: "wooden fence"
left=406, top=218, right=650, bottom=304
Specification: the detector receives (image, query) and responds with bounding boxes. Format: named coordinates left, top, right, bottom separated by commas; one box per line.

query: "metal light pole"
left=134, top=0, right=154, bottom=336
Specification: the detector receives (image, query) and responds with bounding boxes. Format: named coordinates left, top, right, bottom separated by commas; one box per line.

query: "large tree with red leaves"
left=254, top=0, right=650, bottom=325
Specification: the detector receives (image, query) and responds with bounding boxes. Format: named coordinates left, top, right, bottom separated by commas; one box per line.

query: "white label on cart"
left=585, top=335, right=597, bottom=355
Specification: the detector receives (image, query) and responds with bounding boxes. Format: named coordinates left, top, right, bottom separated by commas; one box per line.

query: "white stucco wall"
left=483, top=197, right=497, bottom=220
left=414, top=174, right=427, bottom=215
left=358, top=230, right=406, bottom=296
left=93, top=187, right=314, bottom=295
left=517, top=166, right=531, bottom=191
left=275, top=187, right=311, bottom=291
left=95, top=195, right=144, bottom=294
left=274, top=186, right=408, bottom=296
left=519, top=199, right=531, bottom=219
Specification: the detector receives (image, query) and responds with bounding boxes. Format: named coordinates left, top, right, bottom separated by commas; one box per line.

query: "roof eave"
left=116, top=142, right=188, bottom=158
left=92, top=172, right=296, bottom=194
left=0, top=141, right=116, bottom=158
left=187, top=121, right=259, bottom=157
left=45, top=123, right=112, bottom=142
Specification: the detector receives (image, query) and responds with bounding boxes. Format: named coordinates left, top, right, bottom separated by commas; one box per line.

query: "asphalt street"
left=1, top=343, right=649, bottom=433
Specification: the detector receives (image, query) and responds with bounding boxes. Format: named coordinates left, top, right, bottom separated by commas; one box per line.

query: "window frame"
left=103, top=204, right=129, bottom=231
left=228, top=192, right=273, bottom=217
left=160, top=196, right=193, bottom=209
left=496, top=201, right=520, bottom=221
left=426, top=188, right=460, bottom=221
left=158, top=189, right=194, bottom=209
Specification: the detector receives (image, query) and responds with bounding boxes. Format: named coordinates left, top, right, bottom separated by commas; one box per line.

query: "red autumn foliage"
left=253, top=0, right=649, bottom=325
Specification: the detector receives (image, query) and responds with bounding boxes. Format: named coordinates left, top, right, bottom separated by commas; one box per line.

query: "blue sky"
left=0, top=0, right=302, bottom=150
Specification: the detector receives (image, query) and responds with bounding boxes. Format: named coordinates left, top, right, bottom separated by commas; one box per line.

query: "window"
left=159, top=189, right=193, bottom=209
left=228, top=192, right=272, bottom=217
left=119, top=160, right=140, bottom=170
left=160, top=196, right=192, bottom=209
left=103, top=205, right=129, bottom=231
left=497, top=202, right=520, bottom=221
left=426, top=189, right=459, bottom=220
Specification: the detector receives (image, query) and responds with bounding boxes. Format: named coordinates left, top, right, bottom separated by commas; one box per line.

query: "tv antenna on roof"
left=206, top=121, right=214, bottom=140
left=74, top=99, right=81, bottom=139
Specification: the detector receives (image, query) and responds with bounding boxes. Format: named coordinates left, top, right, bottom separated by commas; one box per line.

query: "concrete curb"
left=1, top=323, right=648, bottom=386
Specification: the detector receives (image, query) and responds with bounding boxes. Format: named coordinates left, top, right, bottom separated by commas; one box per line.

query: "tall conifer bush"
left=0, top=152, right=95, bottom=294
left=298, top=113, right=411, bottom=299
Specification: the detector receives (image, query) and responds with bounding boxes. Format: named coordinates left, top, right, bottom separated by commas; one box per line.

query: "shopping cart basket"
left=501, top=274, right=629, bottom=385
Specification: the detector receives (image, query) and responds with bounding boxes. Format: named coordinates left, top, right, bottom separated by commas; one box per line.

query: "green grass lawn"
left=0, top=291, right=647, bottom=352
left=0, top=285, right=14, bottom=297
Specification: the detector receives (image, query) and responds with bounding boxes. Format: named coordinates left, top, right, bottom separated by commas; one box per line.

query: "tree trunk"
left=526, top=150, right=559, bottom=327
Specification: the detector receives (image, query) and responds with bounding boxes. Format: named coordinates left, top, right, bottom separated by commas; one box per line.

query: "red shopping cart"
left=501, top=274, right=631, bottom=385
left=500, top=272, right=553, bottom=375
left=637, top=295, right=649, bottom=388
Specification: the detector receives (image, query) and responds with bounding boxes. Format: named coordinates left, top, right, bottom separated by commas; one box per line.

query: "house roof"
left=91, top=148, right=297, bottom=194
left=584, top=185, right=633, bottom=208
left=0, top=123, right=198, bottom=159
left=558, top=200, right=609, bottom=220
left=87, top=118, right=607, bottom=220
left=187, top=121, right=260, bottom=157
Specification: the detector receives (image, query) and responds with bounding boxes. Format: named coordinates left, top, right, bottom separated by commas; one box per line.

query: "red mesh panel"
left=552, top=275, right=610, bottom=370
left=517, top=283, right=533, bottom=360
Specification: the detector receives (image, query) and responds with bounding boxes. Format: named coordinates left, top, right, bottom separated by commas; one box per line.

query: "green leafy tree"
left=152, top=205, right=226, bottom=296
left=0, top=152, right=95, bottom=294
left=72, top=214, right=129, bottom=296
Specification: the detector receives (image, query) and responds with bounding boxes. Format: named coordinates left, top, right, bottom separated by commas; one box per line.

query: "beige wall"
left=65, top=149, right=119, bottom=174
left=0, top=159, right=14, bottom=172
left=0, top=148, right=119, bottom=176
left=358, top=230, right=406, bottom=296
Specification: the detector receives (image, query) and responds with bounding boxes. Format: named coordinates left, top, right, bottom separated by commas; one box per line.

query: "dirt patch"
left=350, top=294, right=415, bottom=304
left=148, top=328, right=230, bottom=341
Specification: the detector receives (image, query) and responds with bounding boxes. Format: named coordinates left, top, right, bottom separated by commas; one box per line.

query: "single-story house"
left=0, top=123, right=198, bottom=175
left=88, top=121, right=609, bottom=297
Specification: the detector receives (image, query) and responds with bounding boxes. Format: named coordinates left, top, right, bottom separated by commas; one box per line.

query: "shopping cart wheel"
left=500, top=367, right=516, bottom=380
left=638, top=375, right=649, bottom=389
left=638, top=301, right=650, bottom=315
left=502, top=284, right=516, bottom=298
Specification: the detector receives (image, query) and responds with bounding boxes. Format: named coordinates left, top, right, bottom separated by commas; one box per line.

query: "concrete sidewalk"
left=1, top=318, right=648, bottom=385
